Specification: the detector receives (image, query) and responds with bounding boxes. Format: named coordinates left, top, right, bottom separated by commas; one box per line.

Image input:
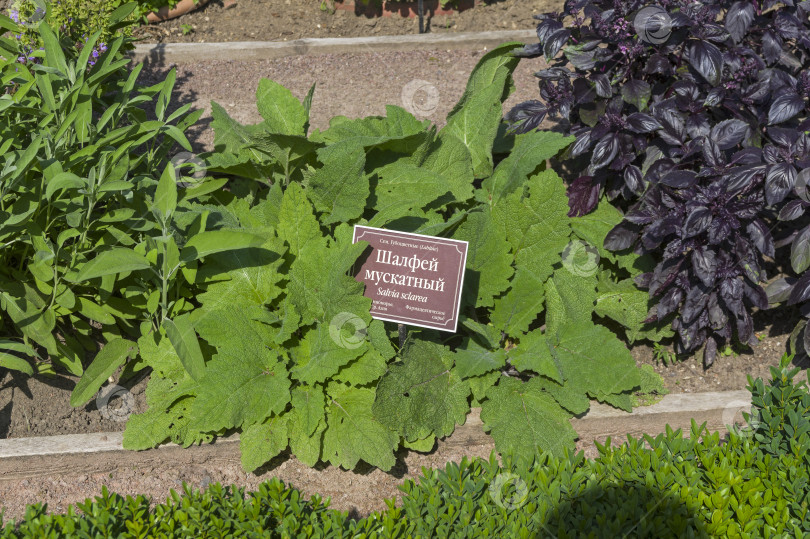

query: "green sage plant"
left=0, top=11, right=203, bottom=378
left=117, top=44, right=672, bottom=472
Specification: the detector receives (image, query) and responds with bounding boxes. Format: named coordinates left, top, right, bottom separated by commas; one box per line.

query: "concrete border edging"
left=0, top=390, right=753, bottom=479
left=128, top=30, right=537, bottom=64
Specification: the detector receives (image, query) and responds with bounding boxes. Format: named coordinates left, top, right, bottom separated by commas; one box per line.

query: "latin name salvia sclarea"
left=365, top=249, right=445, bottom=292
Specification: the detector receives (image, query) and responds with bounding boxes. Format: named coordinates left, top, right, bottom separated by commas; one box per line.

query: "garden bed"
left=2, top=1, right=810, bottom=530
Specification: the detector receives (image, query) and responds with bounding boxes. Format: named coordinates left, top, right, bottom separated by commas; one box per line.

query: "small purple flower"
left=9, top=9, right=19, bottom=23
left=17, top=56, right=26, bottom=63
left=92, top=50, right=99, bottom=59
left=99, top=43, right=107, bottom=52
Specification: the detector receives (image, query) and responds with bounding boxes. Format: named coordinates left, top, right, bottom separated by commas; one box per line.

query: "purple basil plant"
left=508, top=0, right=810, bottom=366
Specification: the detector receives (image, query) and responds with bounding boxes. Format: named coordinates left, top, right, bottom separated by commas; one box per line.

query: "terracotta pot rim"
left=146, top=0, right=210, bottom=24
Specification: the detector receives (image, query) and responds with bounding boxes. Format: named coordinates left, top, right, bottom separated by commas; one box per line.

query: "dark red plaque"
left=352, top=225, right=468, bottom=332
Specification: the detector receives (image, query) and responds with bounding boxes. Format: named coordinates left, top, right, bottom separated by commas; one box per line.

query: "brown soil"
left=131, top=0, right=558, bottom=44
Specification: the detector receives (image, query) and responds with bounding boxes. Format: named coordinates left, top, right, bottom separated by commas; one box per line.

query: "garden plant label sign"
left=352, top=225, right=468, bottom=332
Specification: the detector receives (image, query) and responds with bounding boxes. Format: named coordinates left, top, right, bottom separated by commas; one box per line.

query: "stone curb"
left=128, top=30, right=537, bottom=64
left=0, top=390, right=753, bottom=479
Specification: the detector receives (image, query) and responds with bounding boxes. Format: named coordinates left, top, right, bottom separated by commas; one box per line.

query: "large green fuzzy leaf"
left=241, top=415, right=290, bottom=472
left=291, top=321, right=368, bottom=385
left=507, top=330, right=562, bottom=383
left=196, top=236, right=286, bottom=313
left=372, top=160, right=451, bottom=210
left=411, top=130, right=474, bottom=205
left=544, top=269, right=597, bottom=338
left=453, top=209, right=513, bottom=308
left=490, top=268, right=546, bottom=337
left=307, top=144, right=368, bottom=224
left=480, top=377, right=577, bottom=458
left=255, top=78, right=308, bottom=136
left=551, top=323, right=642, bottom=411
left=483, top=131, right=574, bottom=205
left=492, top=169, right=571, bottom=283
left=373, top=341, right=469, bottom=441
left=452, top=339, right=507, bottom=379
left=311, top=105, right=426, bottom=155
left=595, top=276, right=673, bottom=343
left=443, top=42, right=521, bottom=178
left=323, top=383, right=398, bottom=471
left=286, top=225, right=370, bottom=326
left=277, top=182, right=322, bottom=258
left=189, top=310, right=291, bottom=432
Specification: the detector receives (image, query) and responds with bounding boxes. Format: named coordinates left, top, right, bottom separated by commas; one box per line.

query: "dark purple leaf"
left=649, top=258, right=682, bottom=296
left=766, top=127, right=798, bottom=147
left=768, top=93, right=805, bottom=125
left=688, top=40, right=723, bottom=86
left=765, top=162, right=797, bottom=205
left=603, top=220, right=639, bottom=251
left=707, top=293, right=727, bottom=329
left=592, top=74, right=612, bottom=98
left=683, top=206, right=712, bottom=238
left=692, top=246, right=717, bottom=286
left=791, top=224, right=810, bottom=273
left=566, top=175, right=601, bottom=217
left=505, top=100, right=547, bottom=134
left=590, top=133, right=619, bottom=170
left=658, top=287, right=684, bottom=319
left=736, top=309, right=753, bottom=343
left=645, top=53, right=671, bottom=75
left=730, top=147, right=762, bottom=166
left=544, top=29, right=571, bottom=59
left=536, top=18, right=563, bottom=43
left=682, top=286, right=707, bottom=324
left=765, top=276, right=797, bottom=303
left=744, top=281, right=769, bottom=310
left=512, top=43, right=544, bottom=58
left=725, top=165, right=765, bottom=195
left=626, top=113, right=662, bottom=133
left=704, top=88, right=725, bottom=107
left=720, top=277, right=744, bottom=313
left=570, top=130, right=593, bottom=157
left=702, top=138, right=724, bottom=168
left=736, top=235, right=762, bottom=282
left=624, top=166, right=644, bottom=195
left=746, top=219, right=775, bottom=257
left=762, top=30, right=783, bottom=64
left=710, top=119, right=749, bottom=150
left=788, top=272, right=810, bottom=306
left=725, top=1, right=755, bottom=43
left=660, top=170, right=697, bottom=188
left=778, top=199, right=806, bottom=221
